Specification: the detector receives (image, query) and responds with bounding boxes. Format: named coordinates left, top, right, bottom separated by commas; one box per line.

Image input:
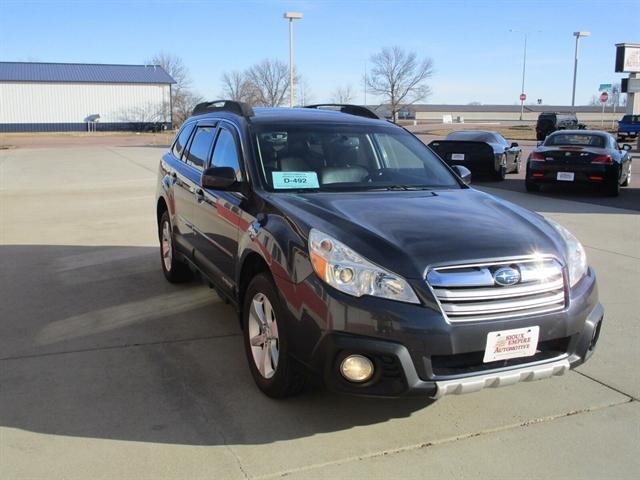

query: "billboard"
left=615, top=43, right=640, bottom=73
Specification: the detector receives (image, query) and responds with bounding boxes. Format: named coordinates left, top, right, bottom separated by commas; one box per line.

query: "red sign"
left=519, top=93, right=527, bottom=101
left=599, top=92, right=609, bottom=103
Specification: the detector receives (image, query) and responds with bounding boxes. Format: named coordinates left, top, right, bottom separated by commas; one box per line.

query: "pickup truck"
left=617, top=115, right=640, bottom=142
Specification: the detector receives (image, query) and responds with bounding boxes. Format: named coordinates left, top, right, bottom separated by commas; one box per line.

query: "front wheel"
left=159, top=211, right=193, bottom=283
left=242, top=273, right=306, bottom=398
left=621, top=169, right=631, bottom=187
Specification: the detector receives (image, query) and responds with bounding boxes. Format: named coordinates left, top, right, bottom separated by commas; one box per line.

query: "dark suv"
left=536, top=112, right=584, bottom=141
left=156, top=101, right=603, bottom=399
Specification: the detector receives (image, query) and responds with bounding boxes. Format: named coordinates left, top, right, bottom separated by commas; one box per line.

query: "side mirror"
left=622, top=144, right=632, bottom=151
left=510, top=142, right=519, bottom=148
left=201, top=166, right=238, bottom=190
left=451, top=165, right=472, bottom=185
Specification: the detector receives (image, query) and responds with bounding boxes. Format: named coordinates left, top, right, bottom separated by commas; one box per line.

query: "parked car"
left=156, top=100, right=603, bottom=399
left=428, top=130, right=521, bottom=180
left=536, top=112, right=585, bottom=141
left=617, top=114, right=640, bottom=142
left=525, top=130, right=633, bottom=197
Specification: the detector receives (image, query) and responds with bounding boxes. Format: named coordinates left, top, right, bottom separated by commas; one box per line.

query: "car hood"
left=266, top=188, right=565, bottom=279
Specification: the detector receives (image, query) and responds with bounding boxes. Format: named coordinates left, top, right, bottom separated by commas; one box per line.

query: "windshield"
left=253, top=123, right=460, bottom=192
left=545, top=133, right=605, bottom=148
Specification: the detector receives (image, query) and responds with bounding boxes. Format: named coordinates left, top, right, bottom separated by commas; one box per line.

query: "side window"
left=211, top=128, right=242, bottom=180
left=185, top=126, right=216, bottom=169
left=172, top=123, right=195, bottom=160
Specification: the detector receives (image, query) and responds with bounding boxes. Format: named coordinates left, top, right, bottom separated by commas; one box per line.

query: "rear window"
left=545, top=133, right=605, bottom=148
left=253, top=123, right=460, bottom=192
left=446, top=131, right=495, bottom=142
left=621, top=115, right=639, bottom=124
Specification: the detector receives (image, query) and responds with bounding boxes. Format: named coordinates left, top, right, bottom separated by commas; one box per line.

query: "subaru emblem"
left=493, top=267, right=520, bottom=286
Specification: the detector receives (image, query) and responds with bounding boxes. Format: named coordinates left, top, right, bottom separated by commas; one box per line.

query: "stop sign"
left=519, top=93, right=527, bottom=101
left=600, top=92, right=609, bottom=103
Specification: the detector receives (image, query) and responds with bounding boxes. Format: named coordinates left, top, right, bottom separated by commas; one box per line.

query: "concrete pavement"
left=1, top=145, right=638, bottom=479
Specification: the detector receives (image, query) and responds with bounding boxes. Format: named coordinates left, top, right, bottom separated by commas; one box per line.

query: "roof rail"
left=303, top=104, right=383, bottom=120
left=192, top=100, right=254, bottom=118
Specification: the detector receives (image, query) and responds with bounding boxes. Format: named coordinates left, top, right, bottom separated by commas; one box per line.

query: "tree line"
left=149, top=46, right=434, bottom=126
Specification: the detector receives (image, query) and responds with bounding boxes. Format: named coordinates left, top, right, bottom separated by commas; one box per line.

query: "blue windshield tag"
left=272, top=171, right=319, bottom=189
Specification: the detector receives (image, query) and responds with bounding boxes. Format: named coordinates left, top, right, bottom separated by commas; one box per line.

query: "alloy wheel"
left=248, top=293, right=280, bottom=379
left=161, top=220, right=172, bottom=272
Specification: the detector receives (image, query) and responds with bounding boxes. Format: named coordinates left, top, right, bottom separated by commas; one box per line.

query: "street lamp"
left=571, top=31, right=591, bottom=107
left=284, top=11, right=303, bottom=107
left=510, top=29, right=540, bottom=121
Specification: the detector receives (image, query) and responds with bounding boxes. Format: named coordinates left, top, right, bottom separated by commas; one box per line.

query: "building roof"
left=0, top=62, right=176, bottom=84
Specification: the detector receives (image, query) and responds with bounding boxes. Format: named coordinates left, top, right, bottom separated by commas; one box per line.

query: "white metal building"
left=0, top=62, right=175, bottom=132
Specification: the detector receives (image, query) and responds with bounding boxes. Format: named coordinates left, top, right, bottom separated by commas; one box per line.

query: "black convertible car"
left=429, top=130, right=521, bottom=181
left=526, top=130, right=633, bottom=197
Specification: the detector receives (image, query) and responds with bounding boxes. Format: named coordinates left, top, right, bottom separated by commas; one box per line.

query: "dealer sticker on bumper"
left=557, top=172, right=575, bottom=181
left=483, top=326, right=540, bottom=363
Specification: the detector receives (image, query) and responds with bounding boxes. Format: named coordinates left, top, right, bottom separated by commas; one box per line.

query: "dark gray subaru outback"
left=156, top=101, right=603, bottom=398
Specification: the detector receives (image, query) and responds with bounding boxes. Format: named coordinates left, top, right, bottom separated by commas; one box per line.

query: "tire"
left=605, top=179, right=620, bottom=197
left=159, top=210, right=193, bottom=283
left=525, top=179, right=541, bottom=192
left=493, top=165, right=506, bottom=181
left=242, top=273, right=306, bottom=398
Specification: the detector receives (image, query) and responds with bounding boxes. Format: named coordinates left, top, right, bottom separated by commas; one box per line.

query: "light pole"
left=571, top=31, right=590, bottom=107
left=284, top=11, right=303, bottom=107
left=510, top=29, right=540, bottom=121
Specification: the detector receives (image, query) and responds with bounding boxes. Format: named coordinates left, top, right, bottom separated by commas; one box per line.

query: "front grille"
left=426, top=257, right=566, bottom=322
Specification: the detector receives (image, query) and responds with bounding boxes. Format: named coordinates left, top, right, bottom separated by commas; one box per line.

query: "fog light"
left=340, top=354, right=374, bottom=382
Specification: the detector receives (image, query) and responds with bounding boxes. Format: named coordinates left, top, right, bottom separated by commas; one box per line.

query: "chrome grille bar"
left=426, top=257, right=566, bottom=322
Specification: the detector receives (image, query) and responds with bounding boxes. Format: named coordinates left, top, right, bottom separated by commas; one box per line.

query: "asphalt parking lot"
left=1, top=142, right=639, bottom=479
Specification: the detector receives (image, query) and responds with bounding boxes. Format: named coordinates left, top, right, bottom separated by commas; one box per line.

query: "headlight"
left=308, top=229, right=420, bottom=304
left=546, top=219, right=588, bottom=287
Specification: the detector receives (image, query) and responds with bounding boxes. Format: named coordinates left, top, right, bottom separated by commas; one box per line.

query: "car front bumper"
left=292, top=268, right=602, bottom=398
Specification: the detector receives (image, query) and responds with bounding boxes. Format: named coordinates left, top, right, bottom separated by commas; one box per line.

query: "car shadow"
left=475, top=178, right=640, bottom=214
left=0, top=244, right=433, bottom=447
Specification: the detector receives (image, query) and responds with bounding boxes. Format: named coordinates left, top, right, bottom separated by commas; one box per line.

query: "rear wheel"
left=159, top=211, right=193, bottom=283
left=493, top=165, right=506, bottom=181
left=242, top=273, right=306, bottom=398
left=525, top=179, right=541, bottom=192
left=605, top=178, right=620, bottom=197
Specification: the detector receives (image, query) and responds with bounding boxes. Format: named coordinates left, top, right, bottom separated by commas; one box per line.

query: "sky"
left=1, top=0, right=638, bottom=106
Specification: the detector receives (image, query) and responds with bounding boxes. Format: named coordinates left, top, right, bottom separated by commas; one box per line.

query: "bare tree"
left=245, top=59, right=290, bottom=107
left=366, top=46, right=434, bottom=121
left=220, top=70, right=256, bottom=103
left=148, top=52, right=200, bottom=127
left=331, top=85, right=354, bottom=104
left=173, top=90, right=204, bottom=127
